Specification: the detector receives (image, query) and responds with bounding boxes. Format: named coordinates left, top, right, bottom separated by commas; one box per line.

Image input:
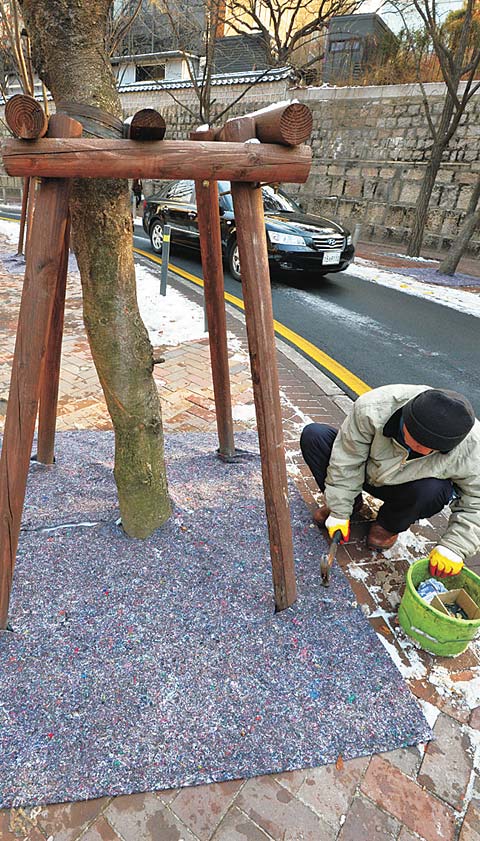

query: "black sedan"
left=142, top=179, right=355, bottom=281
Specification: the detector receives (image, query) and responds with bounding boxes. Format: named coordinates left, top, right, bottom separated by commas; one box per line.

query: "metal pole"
left=353, top=223, right=362, bottom=247
left=160, top=224, right=171, bottom=296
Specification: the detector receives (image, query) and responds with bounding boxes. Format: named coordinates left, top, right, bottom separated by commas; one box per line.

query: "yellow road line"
left=142, top=246, right=371, bottom=396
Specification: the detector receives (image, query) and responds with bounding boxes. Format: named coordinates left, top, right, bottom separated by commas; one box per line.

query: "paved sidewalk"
left=0, top=230, right=479, bottom=841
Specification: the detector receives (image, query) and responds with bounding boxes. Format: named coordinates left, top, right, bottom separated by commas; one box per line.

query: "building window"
left=136, top=64, right=166, bottom=82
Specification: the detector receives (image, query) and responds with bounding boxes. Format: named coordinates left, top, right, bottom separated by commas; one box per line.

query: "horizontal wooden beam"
left=1, top=138, right=312, bottom=184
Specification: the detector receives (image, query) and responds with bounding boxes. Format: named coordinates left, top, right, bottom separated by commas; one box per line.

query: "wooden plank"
left=194, top=176, right=235, bottom=458
left=230, top=179, right=297, bottom=611
left=0, top=114, right=82, bottom=629
left=1, top=138, right=312, bottom=184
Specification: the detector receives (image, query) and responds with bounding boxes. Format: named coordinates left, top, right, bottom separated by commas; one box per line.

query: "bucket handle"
left=410, top=624, right=440, bottom=644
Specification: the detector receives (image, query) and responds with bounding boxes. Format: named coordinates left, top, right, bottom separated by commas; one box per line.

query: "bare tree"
left=0, top=0, right=34, bottom=95
left=106, top=0, right=144, bottom=56
left=438, top=177, right=480, bottom=275
left=224, top=0, right=359, bottom=71
left=399, top=0, right=480, bottom=256
left=19, top=0, right=171, bottom=538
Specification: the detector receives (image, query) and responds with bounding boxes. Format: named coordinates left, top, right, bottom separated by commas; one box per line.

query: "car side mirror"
left=218, top=204, right=225, bottom=216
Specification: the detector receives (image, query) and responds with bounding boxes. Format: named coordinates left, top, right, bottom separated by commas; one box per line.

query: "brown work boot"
left=313, top=501, right=330, bottom=527
left=312, top=495, right=363, bottom=529
left=368, top=522, right=398, bottom=551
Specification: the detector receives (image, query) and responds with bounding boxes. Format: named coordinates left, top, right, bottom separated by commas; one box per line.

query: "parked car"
left=142, top=179, right=355, bottom=281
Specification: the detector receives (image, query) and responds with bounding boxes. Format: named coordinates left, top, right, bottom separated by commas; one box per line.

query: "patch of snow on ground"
left=136, top=264, right=208, bottom=346
left=232, top=404, right=256, bottom=422
left=346, top=564, right=369, bottom=582
left=226, top=334, right=248, bottom=356
left=381, top=529, right=431, bottom=563
left=388, top=253, right=439, bottom=264
left=376, top=633, right=427, bottom=681
left=0, top=217, right=21, bottom=246
left=429, top=664, right=480, bottom=711
left=279, top=389, right=314, bottom=429
left=417, top=698, right=441, bottom=729
left=346, top=259, right=480, bottom=318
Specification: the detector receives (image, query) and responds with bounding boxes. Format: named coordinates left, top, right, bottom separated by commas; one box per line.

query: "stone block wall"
left=1, top=79, right=479, bottom=253
left=291, top=82, right=480, bottom=253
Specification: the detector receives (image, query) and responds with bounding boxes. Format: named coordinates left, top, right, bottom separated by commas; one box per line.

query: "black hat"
left=402, top=389, right=475, bottom=452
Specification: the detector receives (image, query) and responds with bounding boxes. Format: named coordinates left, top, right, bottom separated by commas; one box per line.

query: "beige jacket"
left=325, top=384, right=480, bottom=560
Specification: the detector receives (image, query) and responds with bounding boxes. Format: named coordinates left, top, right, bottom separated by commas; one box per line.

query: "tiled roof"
left=118, top=66, right=294, bottom=93
left=213, top=33, right=270, bottom=74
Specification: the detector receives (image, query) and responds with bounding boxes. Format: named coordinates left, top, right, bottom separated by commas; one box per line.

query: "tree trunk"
left=407, top=95, right=455, bottom=257
left=20, top=0, right=171, bottom=537
left=406, top=144, right=445, bottom=257
left=438, top=178, right=480, bottom=275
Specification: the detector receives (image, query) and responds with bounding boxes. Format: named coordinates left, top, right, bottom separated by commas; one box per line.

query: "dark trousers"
left=300, top=422, right=453, bottom=533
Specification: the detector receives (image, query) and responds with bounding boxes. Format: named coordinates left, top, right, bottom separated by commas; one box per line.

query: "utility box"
left=323, top=13, right=395, bottom=84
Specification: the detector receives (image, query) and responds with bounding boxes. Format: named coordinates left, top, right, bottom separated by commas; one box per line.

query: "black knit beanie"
left=402, top=389, right=475, bottom=452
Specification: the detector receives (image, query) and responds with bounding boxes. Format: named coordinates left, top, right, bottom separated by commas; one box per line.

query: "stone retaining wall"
left=1, top=79, right=479, bottom=252
left=293, top=83, right=480, bottom=253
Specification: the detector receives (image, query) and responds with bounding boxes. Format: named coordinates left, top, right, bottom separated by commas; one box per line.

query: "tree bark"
left=20, top=0, right=171, bottom=537
left=406, top=142, right=445, bottom=257
left=407, top=95, right=455, bottom=257
left=438, top=178, right=480, bottom=275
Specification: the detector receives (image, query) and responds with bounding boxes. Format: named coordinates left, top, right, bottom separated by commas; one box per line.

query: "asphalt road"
left=134, top=226, right=480, bottom=415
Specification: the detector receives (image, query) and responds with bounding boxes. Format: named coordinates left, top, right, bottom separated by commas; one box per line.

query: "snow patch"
left=135, top=264, right=208, bottom=346
left=0, top=217, right=20, bottom=246
left=232, top=403, right=256, bottom=422
left=345, top=259, right=480, bottom=318
left=381, top=529, right=431, bottom=563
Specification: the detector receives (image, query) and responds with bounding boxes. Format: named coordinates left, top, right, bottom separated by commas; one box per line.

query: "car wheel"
left=228, top=239, right=241, bottom=281
left=150, top=220, right=163, bottom=254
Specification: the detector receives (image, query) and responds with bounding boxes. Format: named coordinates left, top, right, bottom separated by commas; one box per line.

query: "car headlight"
left=268, top=231, right=306, bottom=246
left=346, top=234, right=353, bottom=246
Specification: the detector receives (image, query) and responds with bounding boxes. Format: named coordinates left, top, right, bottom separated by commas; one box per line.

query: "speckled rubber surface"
left=0, top=431, right=432, bottom=807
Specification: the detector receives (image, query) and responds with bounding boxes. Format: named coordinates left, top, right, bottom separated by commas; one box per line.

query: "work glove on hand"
left=325, top=514, right=350, bottom=543
left=429, top=545, right=464, bottom=577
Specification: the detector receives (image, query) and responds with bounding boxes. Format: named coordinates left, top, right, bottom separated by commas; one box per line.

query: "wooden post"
left=194, top=176, right=235, bottom=459
left=37, top=216, right=71, bottom=464
left=231, top=180, right=297, bottom=610
left=189, top=126, right=235, bottom=458
left=17, top=176, right=29, bottom=255
left=221, top=115, right=296, bottom=610
left=24, top=176, right=36, bottom=262
left=0, top=113, right=82, bottom=629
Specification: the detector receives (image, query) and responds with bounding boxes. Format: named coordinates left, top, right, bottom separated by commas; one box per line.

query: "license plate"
left=322, top=250, right=342, bottom=265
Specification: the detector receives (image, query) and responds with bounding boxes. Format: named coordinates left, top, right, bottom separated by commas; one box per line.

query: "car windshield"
left=261, top=185, right=300, bottom=213
left=217, top=182, right=300, bottom=214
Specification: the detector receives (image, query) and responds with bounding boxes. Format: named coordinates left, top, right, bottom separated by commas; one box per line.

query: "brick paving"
left=1, top=230, right=480, bottom=840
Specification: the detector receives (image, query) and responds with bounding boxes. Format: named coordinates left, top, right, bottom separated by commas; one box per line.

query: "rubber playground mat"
left=0, top=431, right=432, bottom=807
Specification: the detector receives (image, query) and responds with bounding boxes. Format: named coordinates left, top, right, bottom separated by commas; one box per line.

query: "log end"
left=279, top=103, right=313, bottom=146
left=5, top=94, right=48, bottom=140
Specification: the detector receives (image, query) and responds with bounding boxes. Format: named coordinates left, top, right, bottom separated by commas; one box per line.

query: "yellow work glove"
left=325, top=514, right=350, bottom=543
left=429, top=545, right=464, bottom=578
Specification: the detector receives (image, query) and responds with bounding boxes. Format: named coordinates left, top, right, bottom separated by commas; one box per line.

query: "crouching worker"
left=300, top=384, right=480, bottom=577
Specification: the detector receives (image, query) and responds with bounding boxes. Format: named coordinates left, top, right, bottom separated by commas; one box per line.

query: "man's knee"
left=300, top=423, right=336, bottom=458
left=412, top=478, right=453, bottom=513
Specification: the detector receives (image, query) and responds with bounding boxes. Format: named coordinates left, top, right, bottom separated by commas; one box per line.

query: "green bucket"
left=398, top=558, right=480, bottom=657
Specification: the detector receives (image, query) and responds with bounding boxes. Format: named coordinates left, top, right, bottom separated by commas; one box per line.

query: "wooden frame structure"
left=0, top=100, right=313, bottom=628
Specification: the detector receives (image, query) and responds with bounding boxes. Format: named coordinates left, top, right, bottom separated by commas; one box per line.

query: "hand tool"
left=321, top=530, right=342, bottom=587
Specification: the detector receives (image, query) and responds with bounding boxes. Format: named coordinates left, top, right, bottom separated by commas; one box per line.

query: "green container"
left=398, top=558, right=480, bottom=657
